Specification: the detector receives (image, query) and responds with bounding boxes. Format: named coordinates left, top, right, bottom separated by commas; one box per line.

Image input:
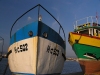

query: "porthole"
left=43, top=32, right=48, bottom=38
left=28, top=31, right=33, bottom=37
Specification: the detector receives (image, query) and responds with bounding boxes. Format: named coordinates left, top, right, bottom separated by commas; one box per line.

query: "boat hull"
left=72, top=43, right=100, bottom=59
left=68, top=32, right=100, bottom=74
left=8, top=21, right=66, bottom=75
left=79, top=60, right=100, bottom=74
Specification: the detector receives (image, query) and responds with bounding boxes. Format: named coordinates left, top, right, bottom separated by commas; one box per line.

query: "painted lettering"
left=46, top=45, right=59, bottom=56
left=14, top=43, right=28, bottom=53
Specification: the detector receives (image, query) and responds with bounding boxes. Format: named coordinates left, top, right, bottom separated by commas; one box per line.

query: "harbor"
left=0, top=54, right=83, bottom=75
left=0, top=0, right=100, bottom=75
left=1, top=58, right=100, bottom=75
left=0, top=58, right=83, bottom=75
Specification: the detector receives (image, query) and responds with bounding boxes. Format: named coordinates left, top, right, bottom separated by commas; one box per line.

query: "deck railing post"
left=91, top=16, right=93, bottom=24
left=96, top=17, right=98, bottom=25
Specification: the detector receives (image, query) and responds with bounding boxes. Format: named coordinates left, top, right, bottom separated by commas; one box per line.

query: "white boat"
left=8, top=4, right=66, bottom=75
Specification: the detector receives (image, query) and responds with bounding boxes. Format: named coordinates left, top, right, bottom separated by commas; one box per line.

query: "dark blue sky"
left=0, top=0, right=100, bottom=57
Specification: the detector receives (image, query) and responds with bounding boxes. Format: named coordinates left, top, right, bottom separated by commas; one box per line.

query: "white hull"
left=8, top=36, right=65, bottom=74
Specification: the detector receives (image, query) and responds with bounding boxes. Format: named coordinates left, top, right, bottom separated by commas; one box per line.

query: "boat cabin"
left=74, top=22, right=100, bottom=37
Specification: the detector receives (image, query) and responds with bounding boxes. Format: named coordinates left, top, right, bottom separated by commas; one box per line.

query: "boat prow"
left=8, top=4, right=66, bottom=75
left=68, top=16, right=100, bottom=74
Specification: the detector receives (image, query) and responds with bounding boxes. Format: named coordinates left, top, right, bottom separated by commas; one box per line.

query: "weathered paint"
left=68, top=32, right=100, bottom=59
left=69, top=32, right=100, bottom=47
left=8, top=36, right=65, bottom=75
left=8, top=21, right=66, bottom=75
left=72, top=43, right=100, bottom=59
left=37, top=37, right=65, bottom=74
left=10, top=21, right=38, bottom=45
left=10, top=21, right=65, bottom=49
left=8, top=37, right=38, bottom=74
left=79, top=60, right=100, bottom=74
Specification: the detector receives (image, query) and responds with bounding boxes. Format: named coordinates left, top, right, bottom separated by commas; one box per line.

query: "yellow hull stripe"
left=69, top=32, right=100, bottom=47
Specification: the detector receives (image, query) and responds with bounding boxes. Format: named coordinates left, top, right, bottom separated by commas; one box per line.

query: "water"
left=62, top=61, right=82, bottom=74
left=0, top=59, right=82, bottom=75
left=0, top=58, right=11, bottom=75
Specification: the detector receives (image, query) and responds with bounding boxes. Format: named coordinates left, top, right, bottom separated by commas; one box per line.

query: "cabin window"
left=79, top=30, right=89, bottom=35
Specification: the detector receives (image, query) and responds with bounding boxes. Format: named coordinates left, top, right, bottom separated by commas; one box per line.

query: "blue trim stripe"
left=10, top=21, right=65, bottom=49
left=10, top=21, right=38, bottom=45
left=38, top=22, right=65, bottom=49
left=13, top=72, right=34, bottom=75
left=13, top=72, right=60, bottom=75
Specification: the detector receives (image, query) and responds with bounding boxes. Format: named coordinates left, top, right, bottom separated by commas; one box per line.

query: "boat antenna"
left=96, top=12, right=99, bottom=24
left=96, top=12, right=98, bottom=19
left=74, top=14, right=77, bottom=29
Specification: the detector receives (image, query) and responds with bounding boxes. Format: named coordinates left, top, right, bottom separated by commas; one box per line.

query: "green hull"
left=72, top=43, right=100, bottom=59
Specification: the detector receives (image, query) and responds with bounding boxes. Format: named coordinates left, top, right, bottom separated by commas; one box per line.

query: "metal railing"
left=74, top=16, right=99, bottom=29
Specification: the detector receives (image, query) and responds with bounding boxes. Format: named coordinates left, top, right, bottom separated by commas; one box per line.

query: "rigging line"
left=40, top=5, right=66, bottom=41
left=10, top=4, right=39, bottom=38
left=40, top=4, right=66, bottom=52
left=59, top=27, right=61, bottom=35
left=3, top=63, right=8, bottom=75
left=10, top=4, right=66, bottom=49
left=10, top=4, right=66, bottom=42
left=2, top=50, right=12, bottom=75
left=40, top=4, right=66, bottom=68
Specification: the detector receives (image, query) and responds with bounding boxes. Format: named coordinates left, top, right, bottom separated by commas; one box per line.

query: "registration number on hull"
left=46, top=45, right=59, bottom=56
left=14, top=43, right=28, bottom=53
